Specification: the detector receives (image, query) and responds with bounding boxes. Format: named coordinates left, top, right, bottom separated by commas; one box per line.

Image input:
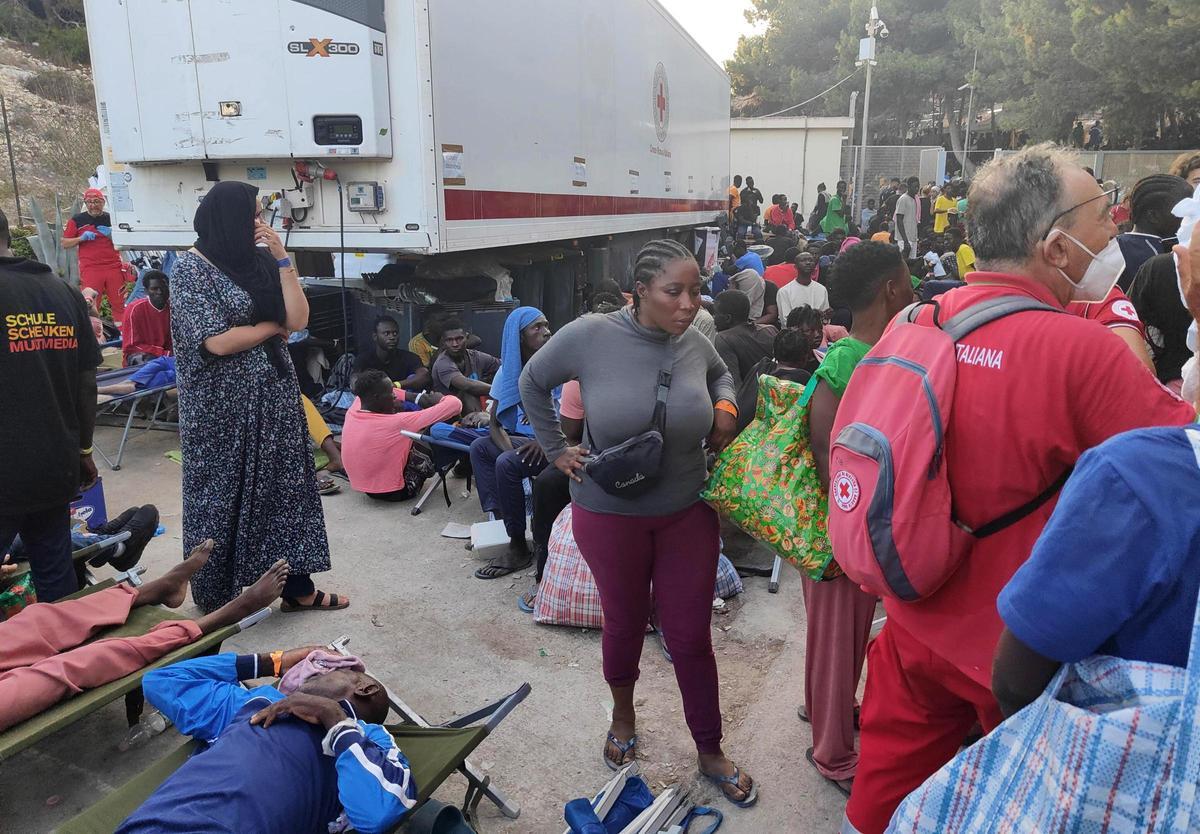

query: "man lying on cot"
left=117, top=646, right=416, bottom=834
left=0, top=539, right=285, bottom=731
left=97, top=355, right=177, bottom=401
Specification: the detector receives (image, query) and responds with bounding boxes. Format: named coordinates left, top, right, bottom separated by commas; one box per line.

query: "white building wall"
left=730, top=117, right=853, bottom=220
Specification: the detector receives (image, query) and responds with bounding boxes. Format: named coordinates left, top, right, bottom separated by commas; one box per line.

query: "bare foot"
left=322, top=438, right=345, bottom=474
left=135, top=539, right=214, bottom=608
left=238, top=560, right=290, bottom=613
left=196, top=560, right=289, bottom=634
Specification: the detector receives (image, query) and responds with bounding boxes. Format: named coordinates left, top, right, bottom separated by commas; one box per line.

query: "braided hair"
left=774, top=327, right=818, bottom=366
left=631, top=238, right=694, bottom=310
left=784, top=304, right=825, bottom=333
left=1129, top=174, right=1191, bottom=227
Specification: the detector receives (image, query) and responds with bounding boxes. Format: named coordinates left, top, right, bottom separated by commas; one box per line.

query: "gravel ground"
left=6, top=422, right=851, bottom=833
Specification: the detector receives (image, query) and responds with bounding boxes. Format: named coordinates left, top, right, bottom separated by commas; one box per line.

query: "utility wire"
left=751, top=69, right=862, bottom=118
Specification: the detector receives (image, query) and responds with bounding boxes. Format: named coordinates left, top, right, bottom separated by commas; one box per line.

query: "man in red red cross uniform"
left=62, top=188, right=127, bottom=325
left=841, top=144, right=1197, bottom=834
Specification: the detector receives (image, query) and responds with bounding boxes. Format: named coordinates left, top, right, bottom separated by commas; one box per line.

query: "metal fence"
left=845, top=147, right=1197, bottom=210
left=991, top=149, right=1198, bottom=197
left=840, top=145, right=941, bottom=199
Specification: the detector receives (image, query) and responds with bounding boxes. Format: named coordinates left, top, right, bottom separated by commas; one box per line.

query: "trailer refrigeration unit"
left=82, top=0, right=731, bottom=310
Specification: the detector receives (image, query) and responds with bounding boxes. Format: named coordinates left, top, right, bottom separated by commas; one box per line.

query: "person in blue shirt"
left=992, top=424, right=1200, bottom=718
left=732, top=240, right=765, bottom=277
left=469, top=306, right=558, bottom=580
left=709, top=267, right=731, bottom=296
left=118, top=649, right=416, bottom=834
left=860, top=199, right=877, bottom=231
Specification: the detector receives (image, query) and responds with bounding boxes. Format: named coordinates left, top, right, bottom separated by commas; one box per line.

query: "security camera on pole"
left=854, top=4, right=886, bottom=223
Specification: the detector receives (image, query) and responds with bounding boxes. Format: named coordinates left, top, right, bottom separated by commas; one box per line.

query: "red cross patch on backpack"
left=827, top=296, right=1071, bottom=601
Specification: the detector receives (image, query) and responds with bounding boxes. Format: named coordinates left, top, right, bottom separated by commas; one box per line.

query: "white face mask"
left=1048, top=230, right=1124, bottom=302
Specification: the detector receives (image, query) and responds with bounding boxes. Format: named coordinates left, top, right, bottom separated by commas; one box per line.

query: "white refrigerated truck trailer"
left=82, top=0, right=731, bottom=275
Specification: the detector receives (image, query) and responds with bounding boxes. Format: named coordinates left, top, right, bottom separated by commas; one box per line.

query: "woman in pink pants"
left=519, top=240, right=758, bottom=808
left=0, top=541, right=287, bottom=730
left=803, top=242, right=915, bottom=795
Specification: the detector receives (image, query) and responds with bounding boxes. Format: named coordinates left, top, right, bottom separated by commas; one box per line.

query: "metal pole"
left=857, top=56, right=873, bottom=223
left=0, top=93, right=21, bottom=225
left=962, top=48, right=977, bottom=177
left=847, top=91, right=858, bottom=221
left=800, top=112, right=810, bottom=217
left=854, top=5, right=879, bottom=224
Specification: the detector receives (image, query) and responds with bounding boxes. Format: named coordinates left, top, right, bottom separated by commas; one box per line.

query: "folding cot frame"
left=52, top=634, right=532, bottom=832
left=94, top=365, right=177, bottom=471
left=400, top=430, right=475, bottom=516
left=0, top=572, right=270, bottom=764
left=330, top=635, right=528, bottom=821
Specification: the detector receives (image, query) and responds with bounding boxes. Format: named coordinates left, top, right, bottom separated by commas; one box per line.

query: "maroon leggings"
left=571, top=501, right=723, bottom=755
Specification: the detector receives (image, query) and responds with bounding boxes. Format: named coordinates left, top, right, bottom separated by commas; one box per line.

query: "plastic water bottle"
left=119, top=709, right=169, bottom=751
left=143, top=710, right=168, bottom=735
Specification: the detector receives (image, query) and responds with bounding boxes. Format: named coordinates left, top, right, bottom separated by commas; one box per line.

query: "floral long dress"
left=170, top=252, right=330, bottom=612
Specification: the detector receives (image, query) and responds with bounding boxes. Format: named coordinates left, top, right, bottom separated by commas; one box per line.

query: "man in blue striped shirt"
left=117, top=650, right=417, bottom=834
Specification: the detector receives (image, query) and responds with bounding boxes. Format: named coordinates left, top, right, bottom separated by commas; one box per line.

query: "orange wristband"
left=714, top=400, right=738, bottom=418
left=270, top=650, right=283, bottom=677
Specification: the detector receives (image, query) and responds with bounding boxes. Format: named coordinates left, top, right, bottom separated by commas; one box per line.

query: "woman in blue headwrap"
left=469, top=306, right=556, bottom=579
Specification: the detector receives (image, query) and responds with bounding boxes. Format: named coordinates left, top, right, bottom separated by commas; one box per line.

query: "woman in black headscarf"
left=171, top=181, right=349, bottom=613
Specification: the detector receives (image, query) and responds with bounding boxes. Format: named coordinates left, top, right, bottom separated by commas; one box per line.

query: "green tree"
left=0, top=0, right=88, bottom=64
left=728, top=0, right=1200, bottom=149
left=1067, top=0, right=1200, bottom=147
left=730, top=0, right=993, bottom=147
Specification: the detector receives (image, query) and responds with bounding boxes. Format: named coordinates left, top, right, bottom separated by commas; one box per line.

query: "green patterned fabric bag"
left=702, top=373, right=836, bottom=580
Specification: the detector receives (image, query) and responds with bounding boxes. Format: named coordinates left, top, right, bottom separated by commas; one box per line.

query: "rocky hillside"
left=0, top=37, right=99, bottom=226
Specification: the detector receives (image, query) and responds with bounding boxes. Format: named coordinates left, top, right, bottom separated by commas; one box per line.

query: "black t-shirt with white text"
left=1, top=258, right=102, bottom=513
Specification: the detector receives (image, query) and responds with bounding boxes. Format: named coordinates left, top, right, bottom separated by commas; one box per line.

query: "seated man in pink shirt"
left=341, top=369, right=464, bottom=502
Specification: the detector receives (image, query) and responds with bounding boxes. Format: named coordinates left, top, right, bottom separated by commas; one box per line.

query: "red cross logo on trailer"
left=833, top=470, right=860, bottom=512
left=652, top=63, right=670, bottom=143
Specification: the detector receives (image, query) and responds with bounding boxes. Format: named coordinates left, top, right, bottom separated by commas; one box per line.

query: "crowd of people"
left=2, top=140, right=1200, bottom=831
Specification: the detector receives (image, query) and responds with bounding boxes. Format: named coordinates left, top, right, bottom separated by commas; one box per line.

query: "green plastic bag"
left=702, top=373, right=836, bottom=580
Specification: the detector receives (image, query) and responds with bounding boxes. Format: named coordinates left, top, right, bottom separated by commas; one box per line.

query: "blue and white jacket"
left=116, top=653, right=417, bottom=834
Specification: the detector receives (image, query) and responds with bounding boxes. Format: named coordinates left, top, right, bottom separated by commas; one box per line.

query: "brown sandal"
left=281, top=590, right=349, bottom=612
left=316, top=476, right=341, bottom=496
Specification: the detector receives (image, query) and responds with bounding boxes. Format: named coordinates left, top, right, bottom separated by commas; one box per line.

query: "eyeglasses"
left=1039, top=187, right=1119, bottom=241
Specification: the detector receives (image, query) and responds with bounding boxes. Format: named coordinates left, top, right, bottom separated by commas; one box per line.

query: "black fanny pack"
left=584, top=349, right=673, bottom=498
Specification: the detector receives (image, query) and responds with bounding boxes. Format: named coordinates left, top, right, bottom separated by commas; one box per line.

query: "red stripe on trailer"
left=444, top=189, right=725, bottom=221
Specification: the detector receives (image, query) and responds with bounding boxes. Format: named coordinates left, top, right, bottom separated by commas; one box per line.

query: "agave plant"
left=27, top=194, right=80, bottom=286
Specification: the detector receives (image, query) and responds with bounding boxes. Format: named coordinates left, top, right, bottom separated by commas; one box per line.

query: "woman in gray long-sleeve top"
left=518, top=240, right=758, bottom=808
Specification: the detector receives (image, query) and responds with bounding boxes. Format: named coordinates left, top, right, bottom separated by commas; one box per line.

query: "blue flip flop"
left=700, top=765, right=759, bottom=808
left=517, top=589, right=535, bottom=614
left=603, top=732, right=638, bottom=771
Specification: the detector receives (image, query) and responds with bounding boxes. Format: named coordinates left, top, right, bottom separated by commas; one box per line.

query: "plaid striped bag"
left=887, top=587, right=1200, bottom=833
left=534, top=508, right=745, bottom=630
left=534, top=507, right=604, bottom=629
